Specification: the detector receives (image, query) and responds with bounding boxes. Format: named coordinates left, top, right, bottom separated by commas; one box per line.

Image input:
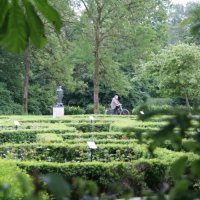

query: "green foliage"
left=0, top=82, right=22, bottom=114
left=36, top=134, right=63, bottom=143
left=17, top=160, right=167, bottom=194
left=73, top=122, right=110, bottom=132
left=185, top=4, right=200, bottom=40
left=64, top=106, right=85, bottom=115
left=138, top=107, right=200, bottom=199
left=0, top=113, right=200, bottom=198
left=0, top=141, right=152, bottom=162
left=132, top=104, right=188, bottom=115
left=0, top=127, right=76, bottom=144
left=0, top=159, right=33, bottom=199
left=145, top=43, right=200, bottom=103
left=0, top=0, right=62, bottom=53
left=85, top=104, right=105, bottom=114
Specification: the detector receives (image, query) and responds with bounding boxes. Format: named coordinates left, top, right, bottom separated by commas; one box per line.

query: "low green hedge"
left=110, top=124, right=158, bottom=133
left=0, top=127, right=76, bottom=144
left=132, top=105, right=189, bottom=115
left=62, top=132, right=138, bottom=140
left=0, top=143, right=149, bottom=162
left=70, top=122, right=110, bottom=132
left=1, top=142, right=198, bottom=163
left=17, top=160, right=168, bottom=194
left=61, top=138, right=138, bottom=145
left=0, top=131, right=138, bottom=144
left=0, top=159, right=33, bottom=199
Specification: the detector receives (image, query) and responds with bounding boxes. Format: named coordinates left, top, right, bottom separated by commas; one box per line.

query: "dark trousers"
left=113, top=106, right=120, bottom=114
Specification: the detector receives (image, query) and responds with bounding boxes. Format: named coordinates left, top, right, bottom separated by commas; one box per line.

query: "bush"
left=1, top=143, right=197, bottom=163
left=29, top=84, right=56, bottom=115
left=0, top=143, right=149, bottom=162
left=62, top=132, right=138, bottom=140
left=64, top=106, right=85, bottom=115
left=0, top=83, right=23, bottom=115
left=145, top=98, right=172, bottom=106
left=0, top=159, right=33, bottom=199
left=132, top=104, right=188, bottom=115
left=85, top=104, right=106, bottom=114
left=71, top=122, right=110, bottom=132
left=0, top=127, right=76, bottom=144
left=36, top=134, right=63, bottom=143
left=17, top=160, right=166, bottom=194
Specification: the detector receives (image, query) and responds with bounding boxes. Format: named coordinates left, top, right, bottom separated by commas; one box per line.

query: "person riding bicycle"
left=111, top=95, right=121, bottom=114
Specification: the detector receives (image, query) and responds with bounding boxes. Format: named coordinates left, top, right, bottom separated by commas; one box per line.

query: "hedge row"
left=17, top=159, right=169, bottom=194
left=62, top=132, right=138, bottom=140
left=0, top=159, right=37, bottom=199
left=0, top=131, right=150, bottom=144
left=1, top=142, right=198, bottom=163
left=110, top=124, right=159, bottom=133
left=0, top=143, right=149, bottom=162
left=0, top=131, right=136, bottom=143
left=0, top=127, right=76, bottom=144
left=69, top=122, right=111, bottom=132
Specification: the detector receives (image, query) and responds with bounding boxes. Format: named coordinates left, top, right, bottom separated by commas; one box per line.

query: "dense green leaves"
left=145, top=44, right=200, bottom=108
left=33, top=0, right=62, bottom=32
left=0, top=0, right=9, bottom=29
left=0, top=0, right=62, bottom=53
left=0, top=1, right=28, bottom=53
left=22, top=0, right=47, bottom=48
left=171, top=156, right=188, bottom=179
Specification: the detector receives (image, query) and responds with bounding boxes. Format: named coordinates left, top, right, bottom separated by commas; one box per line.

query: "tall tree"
left=23, top=41, right=31, bottom=114
left=71, top=0, right=168, bottom=113
left=144, top=43, right=200, bottom=112
left=168, top=2, right=200, bottom=45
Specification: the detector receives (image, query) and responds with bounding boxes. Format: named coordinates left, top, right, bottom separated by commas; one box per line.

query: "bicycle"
left=105, top=104, right=130, bottom=115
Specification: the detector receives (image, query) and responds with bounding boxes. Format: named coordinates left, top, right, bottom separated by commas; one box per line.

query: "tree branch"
left=80, top=0, right=96, bottom=23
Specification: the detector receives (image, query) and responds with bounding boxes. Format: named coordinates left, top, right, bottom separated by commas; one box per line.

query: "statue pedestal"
left=53, top=106, right=64, bottom=118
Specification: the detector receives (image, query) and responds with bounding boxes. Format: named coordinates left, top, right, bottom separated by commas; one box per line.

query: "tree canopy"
left=145, top=43, right=200, bottom=109
left=1, top=0, right=200, bottom=114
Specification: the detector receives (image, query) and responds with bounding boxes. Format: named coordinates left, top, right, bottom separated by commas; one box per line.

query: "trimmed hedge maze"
left=0, top=115, right=199, bottom=198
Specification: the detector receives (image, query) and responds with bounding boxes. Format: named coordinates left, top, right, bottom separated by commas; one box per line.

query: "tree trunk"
left=93, top=25, right=100, bottom=114
left=23, top=41, right=31, bottom=114
left=185, top=94, right=191, bottom=114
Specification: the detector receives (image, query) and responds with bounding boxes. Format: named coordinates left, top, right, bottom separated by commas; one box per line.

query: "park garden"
left=1, top=0, right=200, bottom=199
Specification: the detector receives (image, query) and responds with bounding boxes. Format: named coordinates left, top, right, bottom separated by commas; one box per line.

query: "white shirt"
left=111, top=97, right=120, bottom=109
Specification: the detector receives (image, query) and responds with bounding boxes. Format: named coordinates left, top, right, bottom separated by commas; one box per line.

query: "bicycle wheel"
left=120, top=109, right=130, bottom=115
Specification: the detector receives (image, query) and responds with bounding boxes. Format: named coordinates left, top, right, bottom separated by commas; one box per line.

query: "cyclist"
left=111, top=95, right=121, bottom=114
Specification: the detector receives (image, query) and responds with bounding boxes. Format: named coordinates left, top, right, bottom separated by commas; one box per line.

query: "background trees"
left=144, top=43, right=200, bottom=111
left=1, top=0, right=200, bottom=114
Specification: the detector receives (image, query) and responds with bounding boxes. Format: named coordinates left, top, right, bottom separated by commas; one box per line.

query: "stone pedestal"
left=53, top=106, right=64, bottom=118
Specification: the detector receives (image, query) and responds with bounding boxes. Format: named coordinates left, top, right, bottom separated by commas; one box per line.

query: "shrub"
left=36, top=134, right=63, bottom=143
left=0, top=143, right=149, bottom=162
left=85, top=104, right=106, bottom=114
left=0, top=159, right=32, bottom=199
left=0, top=127, right=76, bottom=144
left=64, top=106, right=85, bottom=115
left=71, top=122, right=110, bottom=132
left=145, top=98, right=172, bottom=106
left=0, top=83, right=23, bottom=115
left=132, top=104, right=188, bottom=115
left=17, top=160, right=170, bottom=194
left=62, top=132, right=138, bottom=140
left=0, top=143, right=197, bottom=163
